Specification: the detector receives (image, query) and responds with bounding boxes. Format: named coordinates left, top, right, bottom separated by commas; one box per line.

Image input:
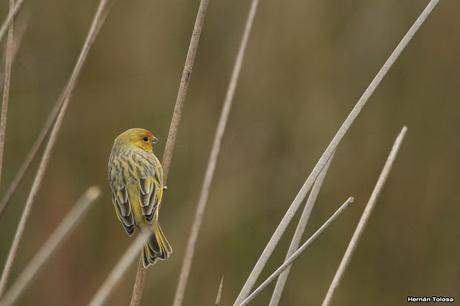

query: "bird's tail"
left=143, top=221, right=172, bottom=268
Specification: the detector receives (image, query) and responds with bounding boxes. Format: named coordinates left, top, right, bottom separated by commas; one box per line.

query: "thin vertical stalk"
left=0, top=0, right=114, bottom=297
left=0, top=14, right=62, bottom=219
left=0, top=187, right=101, bottom=306
left=233, top=1, right=439, bottom=303
left=129, top=0, right=210, bottom=303
left=0, top=0, right=15, bottom=189
left=214, top=276, right=224, bottom=306
left=0, top=7, right=60, bottom=221
left=0, top=0, right=24, bottom=44
left=269, top=154, right=334, bottom=306
left=172, top=1, right=259, bottom=305
left=161, top=0, right=210, bottom=178
left=0, top=9, right=59, bottom=219
left=10, top=12, right=28, bottom=59
left=87, top=230, right=151, bottom=306
left=88, top=0, right=210, bottom=303
left=321, top=127, right=407, bottom=306
left=0, top=95, right=60, bottom=218
left=237, top=197, right=354, bottom=306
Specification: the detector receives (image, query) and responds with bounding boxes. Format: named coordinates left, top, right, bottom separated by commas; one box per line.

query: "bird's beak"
left=152, top=137, right=159, bottom=145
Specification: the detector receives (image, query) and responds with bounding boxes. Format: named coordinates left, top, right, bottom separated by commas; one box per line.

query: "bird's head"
left=114, top=128, right=159, bottom=153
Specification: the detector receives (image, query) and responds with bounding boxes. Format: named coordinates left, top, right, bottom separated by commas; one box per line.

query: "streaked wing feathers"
left=112, top=186, right=135, bottom=235
left=139, top=176, right=161, bottom=223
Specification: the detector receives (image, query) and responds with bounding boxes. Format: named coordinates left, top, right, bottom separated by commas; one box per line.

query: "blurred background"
left=0, top=0, right=458, bottom=305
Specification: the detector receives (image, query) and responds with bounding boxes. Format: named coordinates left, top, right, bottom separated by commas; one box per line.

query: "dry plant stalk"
left=129, top=0, right=210, bottom=304
left=172, top=0, right=259, bottom=305
left=0, top=0, right=24, bottom=44
left=0, top=13, right=31, bottom=219
left=238, top=197, right=354, bottom=306
left=321, top=127, right=407, bottom=306
left=233, top=0, right=440, bottom=303
left=88, top=0, right=209, bottom=303
left=0, top=13, right=61, bottom=219
left=0, top=86, right=60, bottom=218
left=269, top=154, right=334, bottom=306
left=10, top=12, right=29, bottom=60
left=0, top=0, right=15, bottom=189
left=0, top=187, right=101, bottom=306
left=214, top=276, right=224, bottom=306
left=0, top=0, right=114, bottom=297
left=160, top=0, right=210, bottom=177
left=87, top=230, right=151, bottom=306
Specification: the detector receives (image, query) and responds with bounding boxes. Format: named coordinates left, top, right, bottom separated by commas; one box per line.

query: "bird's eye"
left=142, top=136, right=149, bottom=142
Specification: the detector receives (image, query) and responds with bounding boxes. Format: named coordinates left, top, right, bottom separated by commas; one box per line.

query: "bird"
left=108, top=128, right=172, bottom=268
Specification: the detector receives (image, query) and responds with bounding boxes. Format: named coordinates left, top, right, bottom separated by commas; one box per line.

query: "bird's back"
left=108, top=145, right=164, bottom=233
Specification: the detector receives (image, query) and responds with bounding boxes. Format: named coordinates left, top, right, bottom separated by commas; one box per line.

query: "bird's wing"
left=112, top=185, right=135, bottom=235
left=109, top=159, right=135, bottom=236
left=138, top=174, right=163, bottom=223
left=138, top=154, right=164, bottom=223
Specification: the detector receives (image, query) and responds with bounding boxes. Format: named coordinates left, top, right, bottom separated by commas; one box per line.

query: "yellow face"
left=115, top=128, right=159, bottom=153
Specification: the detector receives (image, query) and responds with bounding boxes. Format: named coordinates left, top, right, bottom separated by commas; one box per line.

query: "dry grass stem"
left=237, top=197, right=354, bottom=306
left=0, top=187, right=101, bottom=306
left=0, top=0, right=114, bottom=297
left=214, top=276, right=224, bottom=306
left=10, top=12, right=28, bottom=60
left=321, top=127, right=407, bottom=306
left=0, top=0, right=24, bottom=44
left=161, top=0, right=210, bottom=179
left=0, top=15, right=44, bottom=220
left=0, top=5, right=106, bottom=221
left=172, top=1, right=259, bottom=305
left=269, top=154, right=334, bottom=306
left=82, top=1, right=210, bottom=305
left=88, top=230, right=151, bottom=306
left=0, top=0, right=15, bottom=189
left=233, top=0, right=439, bottom=303
left=129, top=0, right=210, bottom=304
left=0, top=101, right=59, bottom=218
left=128, top=257, right=146, bottom=306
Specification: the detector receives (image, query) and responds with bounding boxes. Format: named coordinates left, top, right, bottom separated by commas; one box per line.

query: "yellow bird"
left=108, top=128, right=172, bottom=268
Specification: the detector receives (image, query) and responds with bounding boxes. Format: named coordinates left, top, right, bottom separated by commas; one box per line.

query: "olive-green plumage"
left=108, top=128, right=172, bottom=268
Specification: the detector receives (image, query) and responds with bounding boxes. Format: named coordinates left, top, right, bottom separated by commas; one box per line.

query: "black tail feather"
left=142, top=221, right=172, bottom=268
